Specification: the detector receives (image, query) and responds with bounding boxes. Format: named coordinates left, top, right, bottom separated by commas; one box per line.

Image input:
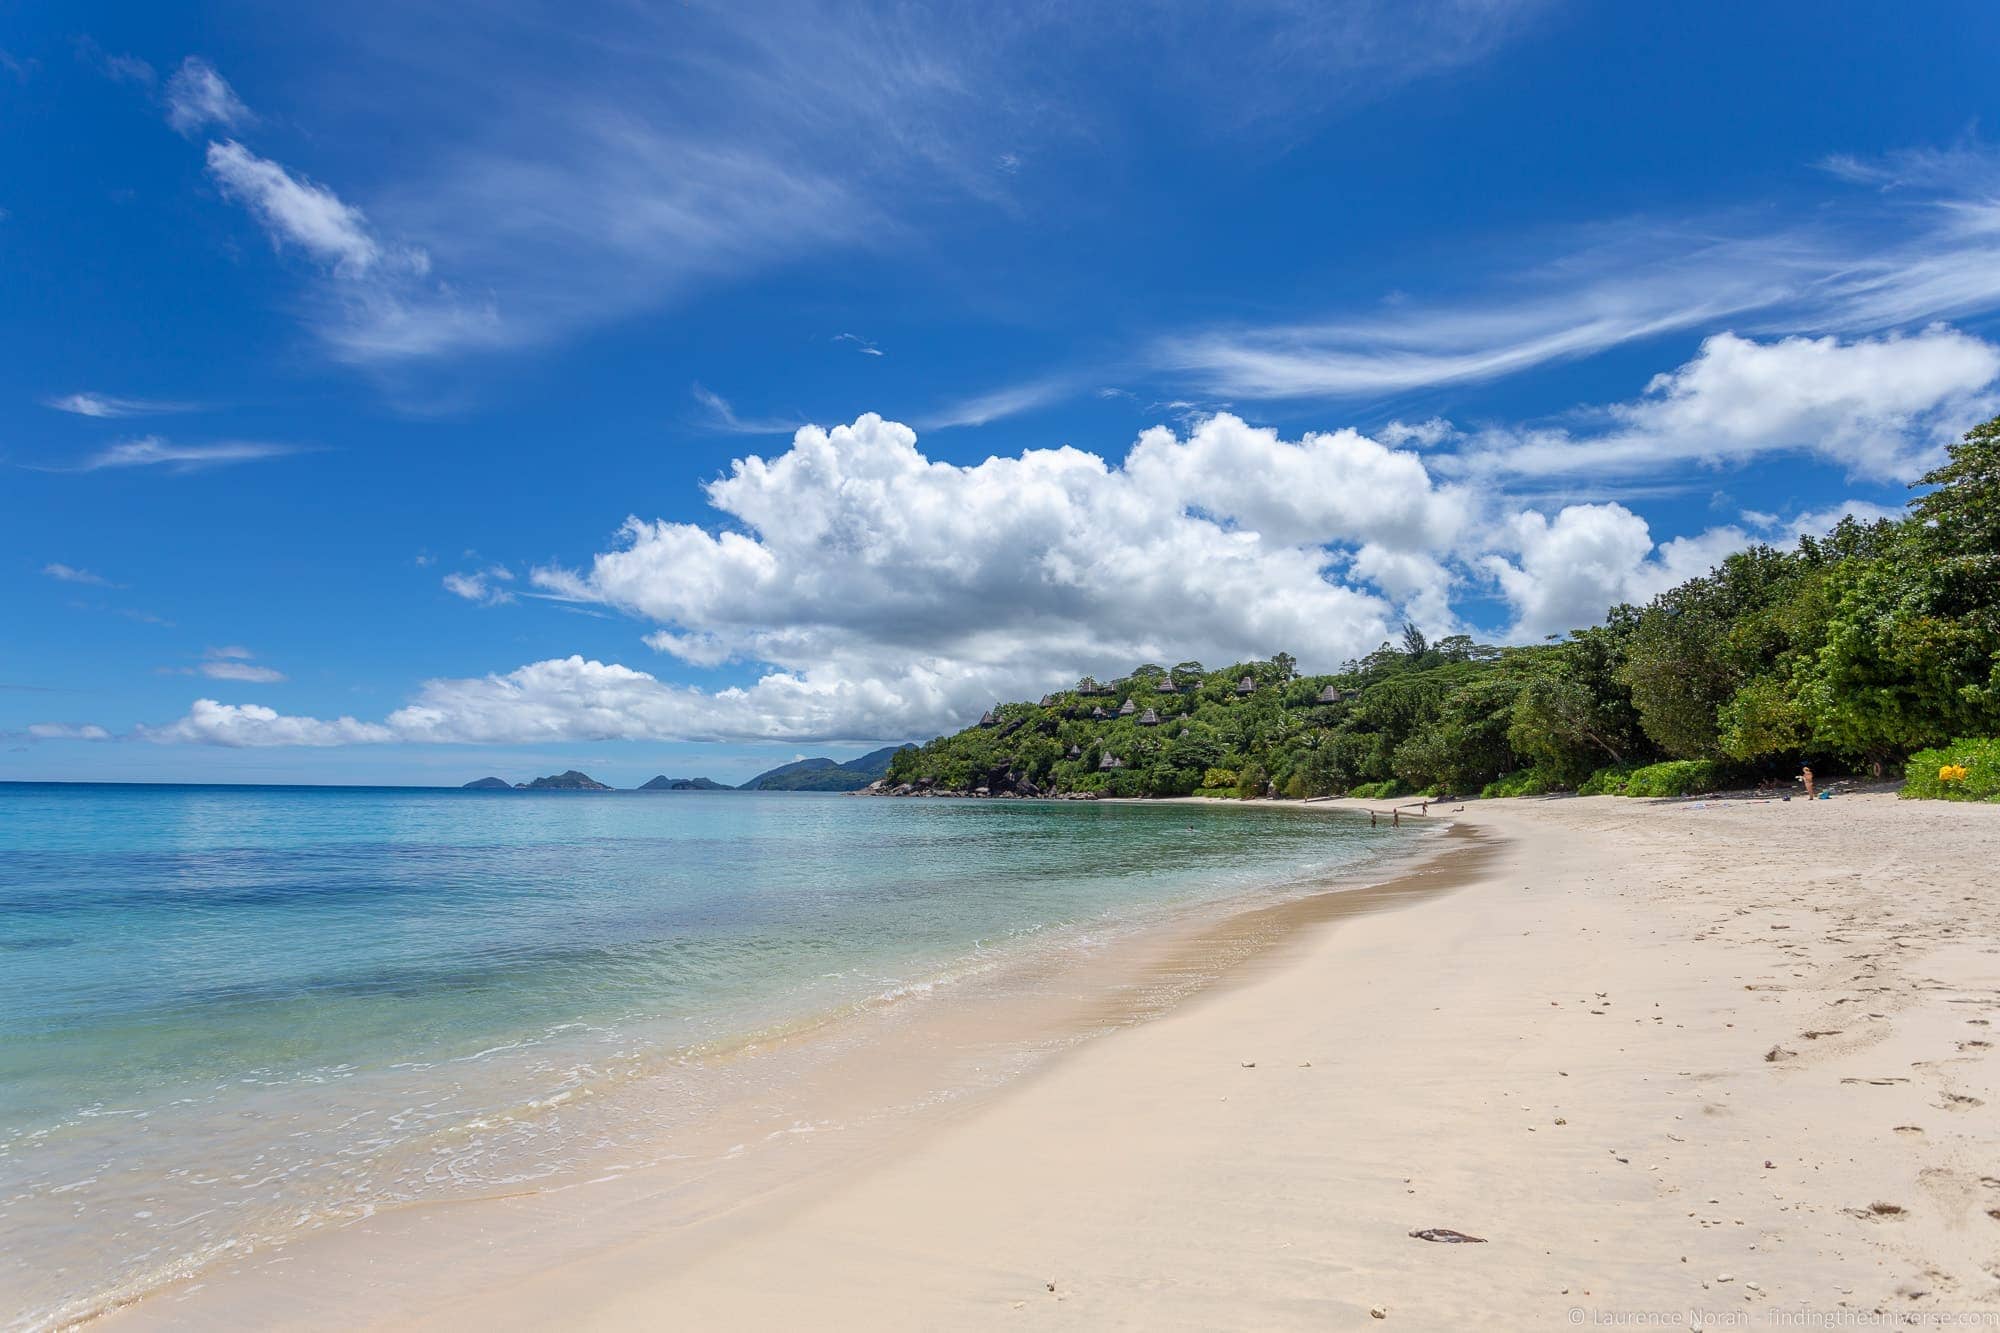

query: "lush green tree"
left=1620, top=546, right=1800, bottom=758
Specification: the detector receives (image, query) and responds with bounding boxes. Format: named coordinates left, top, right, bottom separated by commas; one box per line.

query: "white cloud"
left=45, top=392, right=196, bottom=419
left=166, top=57, right=253, bottom=136
left=200, top=135, right=490, bottom=361
left=143, top=700, right=393, bottom=747
left=185, top=4, right=1541, bottom=364
left=1377, top=417, right=1456, bottom=448
left=42, top=562, right=115, bottom=586
left=1157, top=235, right=1818, bottom=398
left=1459, top=328, right=2000, bottom=483
left=919, top=376, right=1077, bottom=429
left=692, top=385, right=802, bottom=436
left=130, top=370, right=1943, bottom=749
left=1743, top=499, right=1905, bottom=542
left=207, top=141, right=389, bottom=276
left=25, top=723, right=112, bottom=742
left=443, top=567, right=516, bottom=605
left=149, top=411, right=1475, bottom=745
left=1482, top=504, right=1750, bottom=639
left=833, top=333, right=884, bottom=356
left=201, top=660, right=286, bottom=684
left=160, top=646, right=288, bottom=684
left=61, top=436, right=305, bottom=472
left=1158, top=150, right=2000, bottom=403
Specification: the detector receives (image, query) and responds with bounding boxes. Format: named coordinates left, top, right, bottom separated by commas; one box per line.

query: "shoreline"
left=84, top=802, right=1449, bottom=1331
left=100, top=793, right=2000, bottom=1328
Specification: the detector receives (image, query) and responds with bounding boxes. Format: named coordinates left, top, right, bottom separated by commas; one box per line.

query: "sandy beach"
left=107, top=792, right=2000, bottom=1330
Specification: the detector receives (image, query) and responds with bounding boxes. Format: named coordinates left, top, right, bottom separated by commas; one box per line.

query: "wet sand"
left=104, top=792, right=2000, bottom=1329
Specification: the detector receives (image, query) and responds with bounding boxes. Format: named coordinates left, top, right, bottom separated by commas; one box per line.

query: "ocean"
left=0, top=782, right=1414, bottom=1329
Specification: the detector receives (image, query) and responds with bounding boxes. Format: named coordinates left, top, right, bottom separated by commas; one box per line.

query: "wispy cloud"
left=163, top=4, right=1549, bottom=365
left=160, top=645, right=287, bottom=683
left=165, top=56, right=253, bottom=136
left=42, top=562, right=118, bottom=587
left=833, top=333, right=884, bottom=357
left=51, top=436, right=308, bottom=472
left=73, top=38, right=150, bottom=87
left=1160, top=150, right=2000, bottom=401
left=692, top=384, right=803, bottom=436
left=207, top=140, right=402, bottom=276
left=920, top=375, right=1077, bottom=429
left=24, top=722, right=113, bottom=742
left=44, top=391, right=198, bottom=419
left=442, top=567, right=516, bottom=606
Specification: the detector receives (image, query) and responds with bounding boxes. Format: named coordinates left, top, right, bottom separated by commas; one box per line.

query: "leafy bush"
left=1900, top=738, right=2000, bottom=802
left=1202, top=767, right=1239, bottom=790
left=1615, top=759, right=1727, bottom=798
left=1348, top=779, right=1407, bottom=799
left=1480, top=767, right=1561, bottom=799
left=1578, top=764, right=1636, bottom=796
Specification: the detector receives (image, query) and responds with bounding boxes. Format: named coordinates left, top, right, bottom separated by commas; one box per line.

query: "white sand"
left=109, top=792, right=2000, bottom=1329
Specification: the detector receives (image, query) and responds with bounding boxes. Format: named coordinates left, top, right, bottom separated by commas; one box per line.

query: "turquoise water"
left=0, top=783, right=1407, bottom=1327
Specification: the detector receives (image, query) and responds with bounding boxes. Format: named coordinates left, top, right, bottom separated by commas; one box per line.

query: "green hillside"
left=740, top=745, right=909, bottom=791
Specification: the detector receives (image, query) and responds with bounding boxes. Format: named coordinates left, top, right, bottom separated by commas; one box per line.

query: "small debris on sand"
left=1409, top=1227, right=1487, bottom=1243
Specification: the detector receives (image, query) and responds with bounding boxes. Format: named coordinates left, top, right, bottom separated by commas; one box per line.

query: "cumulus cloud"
left=142, top=700, right=392, bottom=747
left=165, top=57, right=253, bottom=136
left=1482, top=504, right=1751, bottom=639
left=536, top=413, right=1463, bottom=680
left=148, top=412, right=1479, bottom=746
left=135, top=383, right=1949, bottom=748
left=1457, top=328, right=2000, bottom=483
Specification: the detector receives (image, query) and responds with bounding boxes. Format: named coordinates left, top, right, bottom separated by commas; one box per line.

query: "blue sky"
left=7, top=0, right=2000, bottom=786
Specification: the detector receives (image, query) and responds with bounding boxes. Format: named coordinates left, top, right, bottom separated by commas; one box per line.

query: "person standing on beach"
left=1800, top=765, right=1815, bottom=799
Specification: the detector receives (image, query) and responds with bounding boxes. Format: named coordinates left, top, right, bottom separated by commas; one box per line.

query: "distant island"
left=460, top=748, right=911, bottom=793
left=737, top=746, right=908, bottom=791
left=517, top=770, right=613, bottom=791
